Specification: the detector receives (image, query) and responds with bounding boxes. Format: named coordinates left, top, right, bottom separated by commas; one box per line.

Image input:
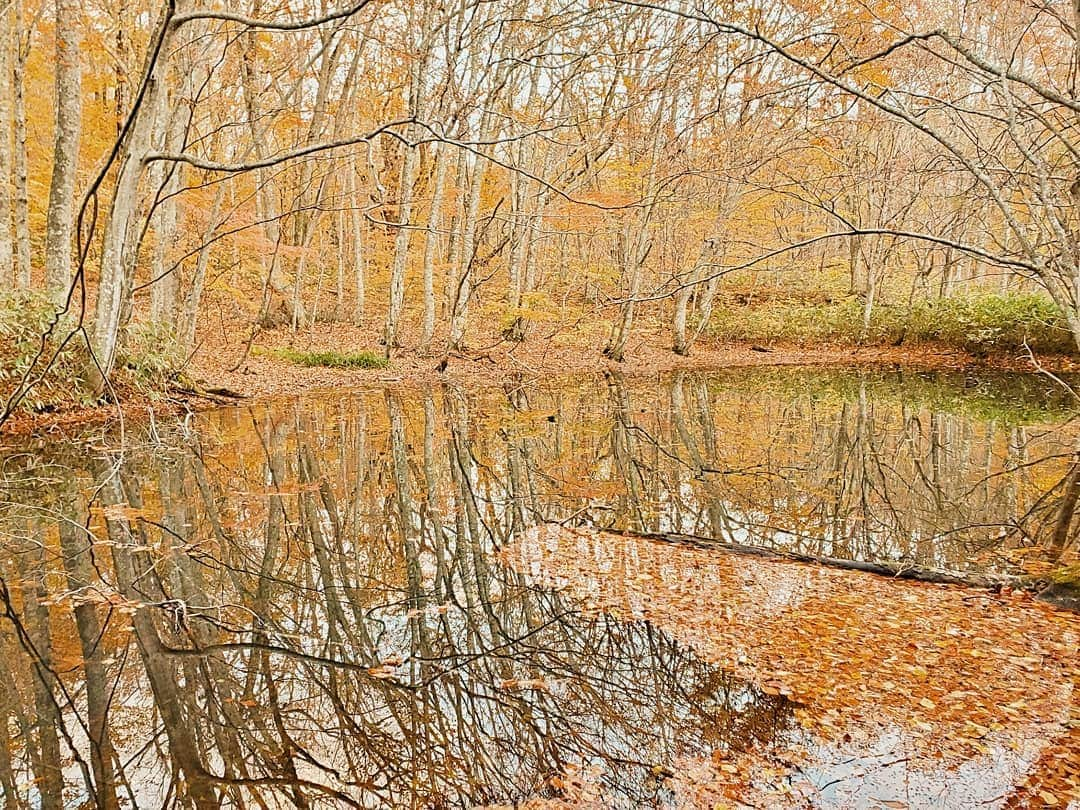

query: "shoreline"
left=3, top=331, right=1078, bottom=439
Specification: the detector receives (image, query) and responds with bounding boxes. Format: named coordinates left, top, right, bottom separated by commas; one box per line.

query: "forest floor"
left=3, top=314, right=1078, bottom=438
left=200, top=318, right=1076, bottom=395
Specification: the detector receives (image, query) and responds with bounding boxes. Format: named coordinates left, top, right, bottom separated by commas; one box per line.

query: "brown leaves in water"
left=503, top=526, right=1080, bottom=808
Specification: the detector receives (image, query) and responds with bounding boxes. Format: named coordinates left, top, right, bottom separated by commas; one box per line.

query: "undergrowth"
left=0, top=293, right=183, bottom=414
left=117, top=320, right=186, bottom=393
left=0, top=292, right=88, bottom=412
left=708, top=292, right=1076, bottom=355
left=270, top=347, right=389, bottom=369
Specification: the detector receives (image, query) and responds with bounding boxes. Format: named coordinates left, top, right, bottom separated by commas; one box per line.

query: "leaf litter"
left=499, top=525, right=1079, bottom=809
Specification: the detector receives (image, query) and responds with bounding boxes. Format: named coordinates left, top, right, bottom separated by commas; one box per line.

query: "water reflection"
left=0, top=368, right=1075, bottom=807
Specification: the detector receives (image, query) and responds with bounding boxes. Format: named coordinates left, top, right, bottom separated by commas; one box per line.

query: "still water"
left=0, top=367, right=1076, bottom=808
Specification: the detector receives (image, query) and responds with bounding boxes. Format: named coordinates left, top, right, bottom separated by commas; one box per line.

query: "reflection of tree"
left=583, top=373, right=1078, bottom=571
left=0, top=370, right=1073, bottom=806
left=1049, top=443, right=1080, bottom=560
left=0, top=385, right=797, bottom=807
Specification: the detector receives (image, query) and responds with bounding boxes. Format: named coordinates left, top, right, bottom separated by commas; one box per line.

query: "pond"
left=0, top=367, right=1076, bottom=808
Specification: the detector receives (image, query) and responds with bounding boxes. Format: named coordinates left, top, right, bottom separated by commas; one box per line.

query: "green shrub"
left=0, top=292, right=89, bottom=412
left=904, top=293, right=1074, bottom=354
left=118, top=320, right=186, bottom=395
left=1, top=302, right=191, bottom=413
left=271, top=347, right=388, bottom=369
left=709, top=291, right=1076, bottom=354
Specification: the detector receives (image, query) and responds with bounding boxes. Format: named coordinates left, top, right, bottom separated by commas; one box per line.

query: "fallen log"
left=593, top=526, right=1078, bottom=609
left=170, top=381, right=247, bottom=406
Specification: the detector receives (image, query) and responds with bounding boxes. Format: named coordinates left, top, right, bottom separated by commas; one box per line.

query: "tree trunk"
left=386, top=135, right=418, bottom=350
left=149, top=129, right=184, bottom=330
left=348, top=162, right=366, bottom=324
left=238, top=13, right=303, bottom=329
left=443, top=152, right=466, bottom=315
left=1050, top=444, right=1080, bottom=560
left=672, top=240, right=715, bottom=355
left=97, top=460, right=220, bottom=809
left=604, top=72, right=671, bottom=362
left=448, top=152, right=484, bottom=350
left=44, top=0, right=82, bottom=306
left=861, top=263, right=877, bottom=338
left=601, top=526, right=1033, bottom=591
left=0, top=17, right=12, bottom=289
left=88, top=10, right=170, bottom=390
left=56, top=486, right=120, bottom=810
left=504, top=151, right=527, bottom=338
left=15, top=533, right=64, bottom=810
left=290, top=179, right=326, bottom=331
left=420, top=143, right=446, bottom=351
left=180, top=183, right=226, bottom=353
left=11, top=0, right=29, bottom=289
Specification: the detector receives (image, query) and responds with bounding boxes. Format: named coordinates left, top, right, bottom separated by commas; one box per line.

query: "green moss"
left=271, top=348, right=388, bottom=369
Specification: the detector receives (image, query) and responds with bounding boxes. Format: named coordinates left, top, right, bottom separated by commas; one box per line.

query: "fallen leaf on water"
left=502, top=525, right=1080, bottom=808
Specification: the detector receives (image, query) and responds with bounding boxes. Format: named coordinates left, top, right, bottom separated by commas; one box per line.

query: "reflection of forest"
left=0, top=369, right=1074, bottom=807
left=593, top=371, right=1079, bottom=571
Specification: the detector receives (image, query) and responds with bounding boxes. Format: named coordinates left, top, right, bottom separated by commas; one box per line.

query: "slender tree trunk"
left=0, top=647, right=33, bottom=810
left=507, top=140, right=553, bottom=343
left=44, top=0, right=82, bottom=306
left=605, top=214, right=654, bottom=362
left=15, top=533, right=63, bottom=810
left=180, top=183, right=226, bottom=353
left=386, top=137, right=418, bottom=350
left=862, top=264, right=877, bottom=338
left=150, top=97, right=186, bottom=330
left=672, top=240, right=715, bottom=355
left=420, top=144, right=446, bottom=351
left=387, top=6, right=431, bottom=350
left=348, top=162, right=366, bottom=324
left=1072, top=0, right=1080, bottom=98
left=443, top=152, right=466, bottom=315
left=0, top=15, right=12, bottom=289
left=847, top=234, right=861, bottom=294
left=290, top=179, right=326, bottom=331
left=11, top=1, right=29, bottom=289
left=1050, top=442, right=1080, bottom=559
left=504, top=153, right=526, bottom=337
left=334, top=190, right=345, bottom=319
left=239, top=14, right=303, bottom=328
left=448, top=152, right=484, bottom=350
left=97, top=461, right=219, bottom=809
left=0, top=695, right=22, bottom=809
left=56, top=486, right=120, bottom=810
left=605, top=73, right=671, bottom=362
left=89, top=10, right=170, bottom=390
